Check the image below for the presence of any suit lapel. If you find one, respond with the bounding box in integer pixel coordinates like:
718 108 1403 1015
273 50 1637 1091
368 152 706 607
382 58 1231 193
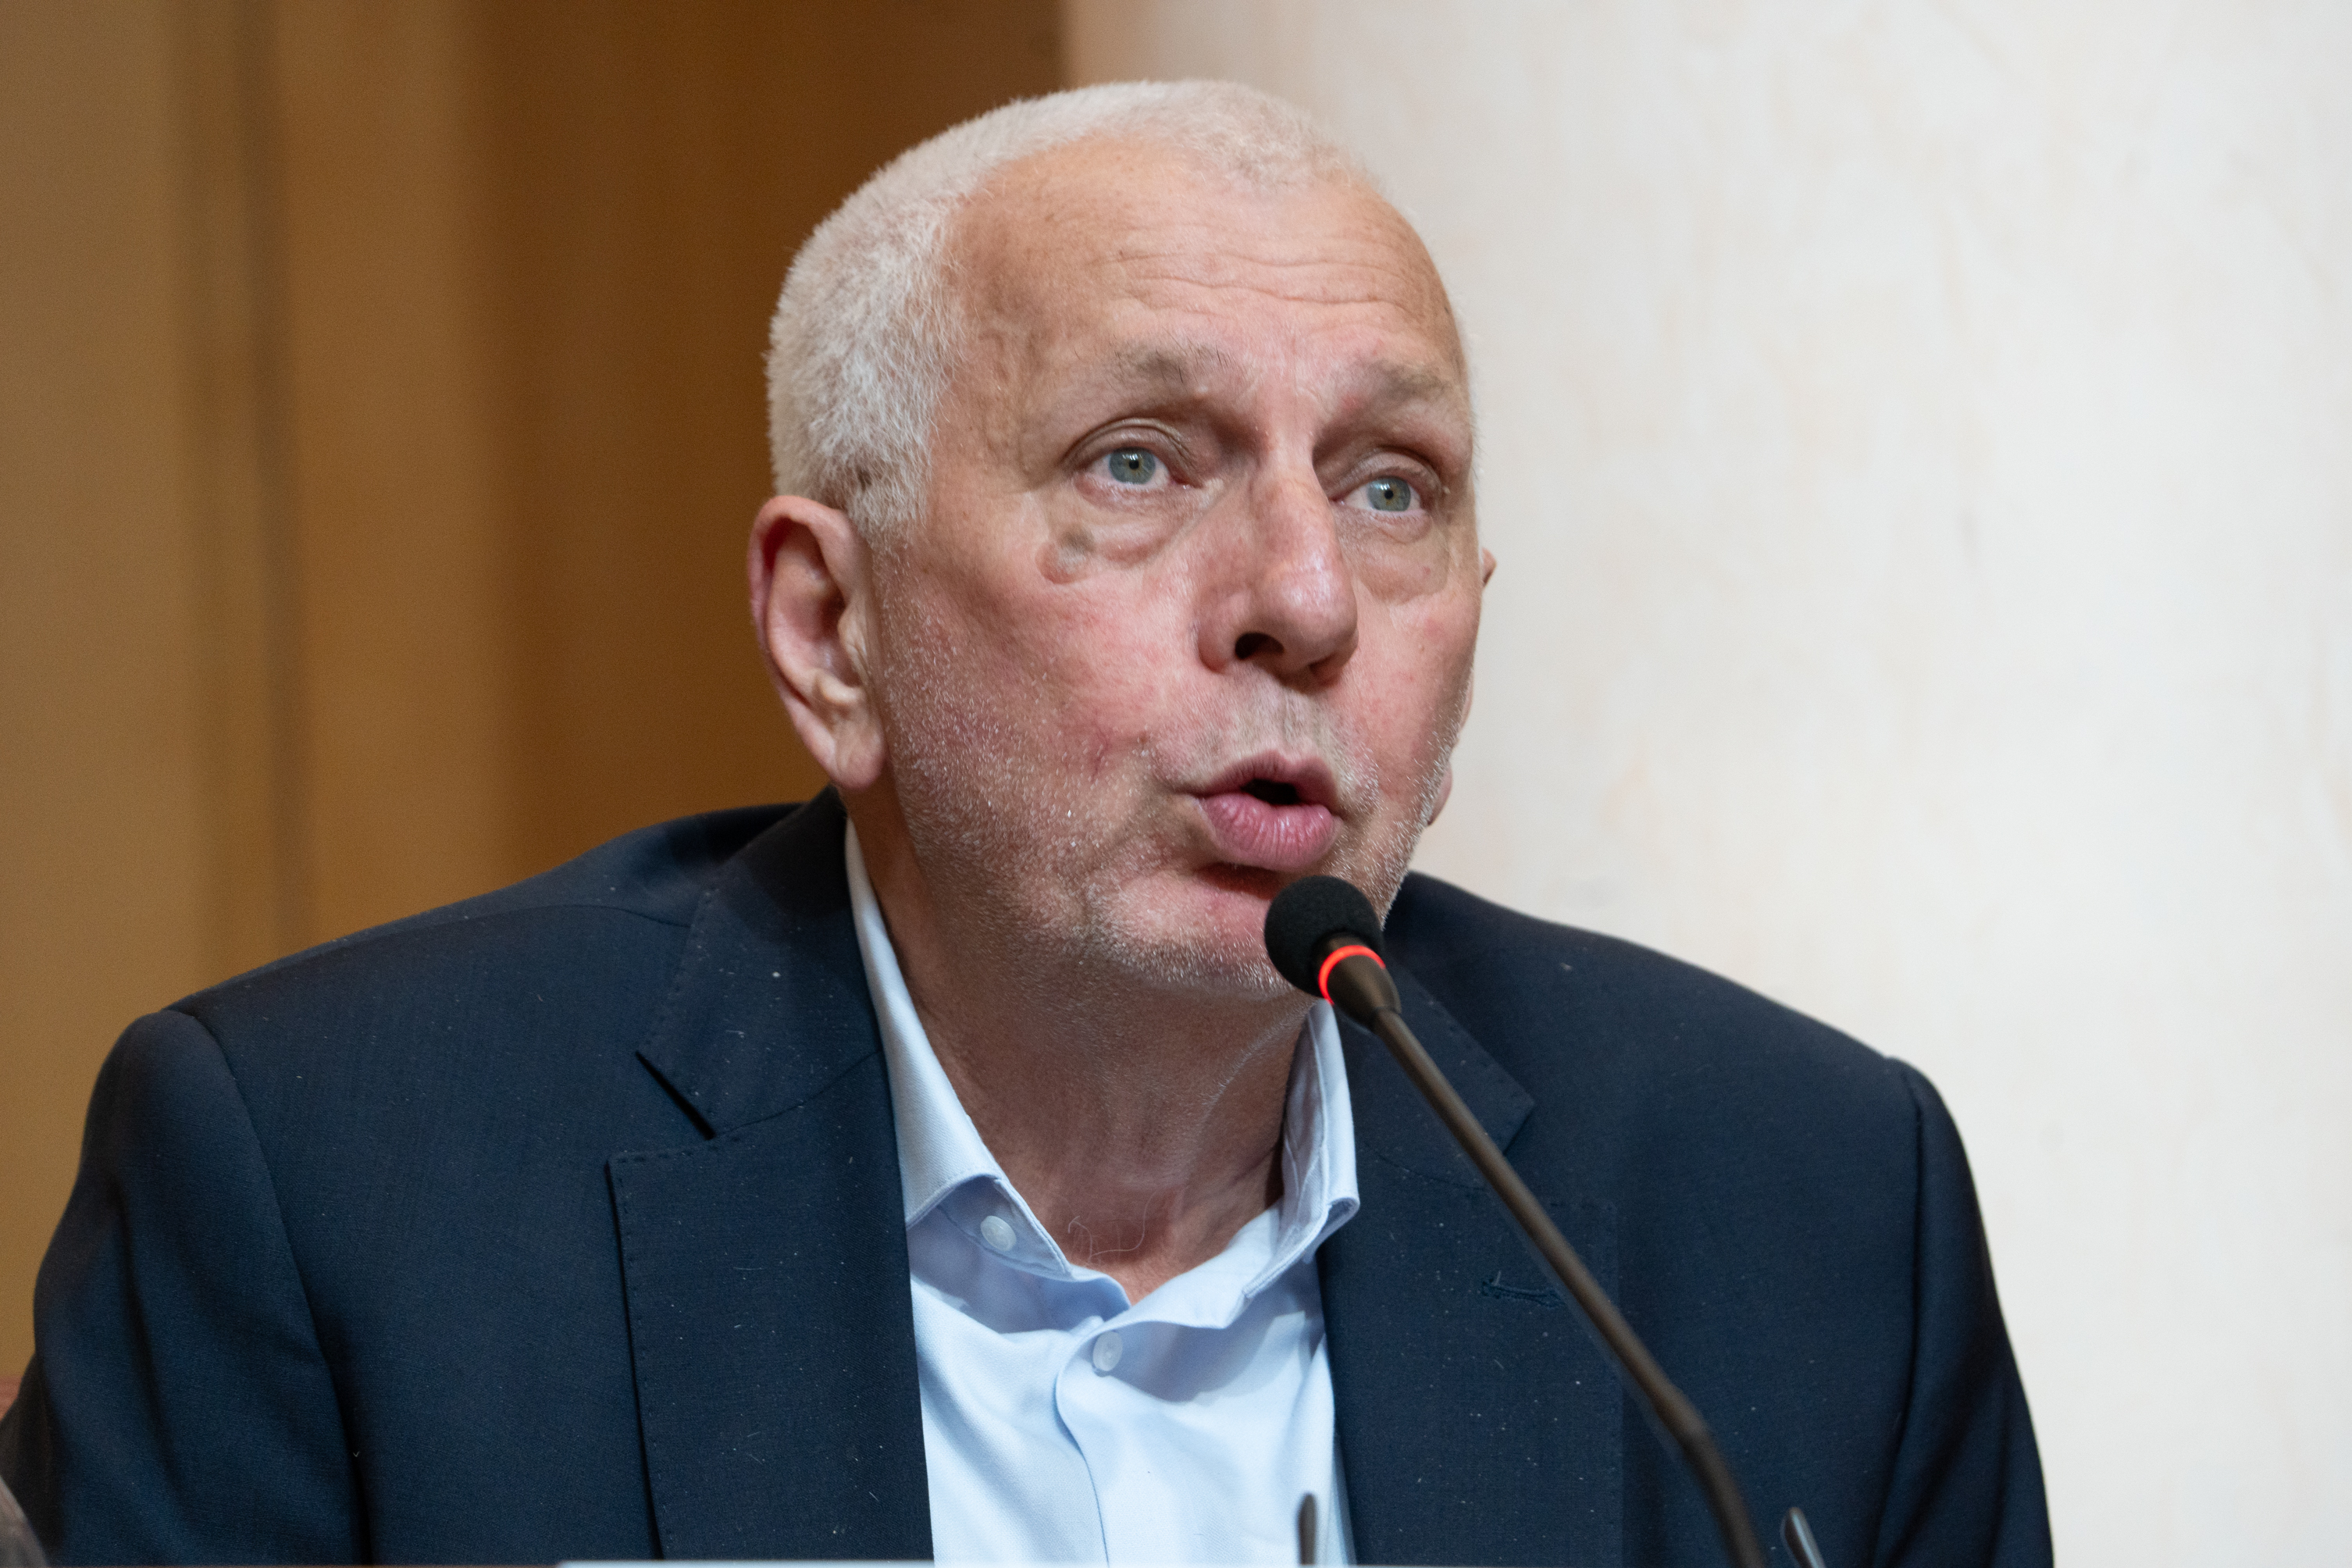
608 793 932 1561
1324 965 1623 1567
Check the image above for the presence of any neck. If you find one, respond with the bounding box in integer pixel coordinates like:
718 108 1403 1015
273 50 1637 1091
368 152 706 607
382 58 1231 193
852 800 1310 1303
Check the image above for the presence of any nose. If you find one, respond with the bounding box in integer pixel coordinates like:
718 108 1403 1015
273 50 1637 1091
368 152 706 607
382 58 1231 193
1198 467 1359 687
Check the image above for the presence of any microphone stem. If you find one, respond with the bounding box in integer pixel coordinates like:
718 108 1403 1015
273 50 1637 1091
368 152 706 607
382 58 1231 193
1363 1003 1769 1568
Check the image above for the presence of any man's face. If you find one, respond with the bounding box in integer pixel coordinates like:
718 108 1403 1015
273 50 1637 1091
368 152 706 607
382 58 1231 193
862 137 1485 999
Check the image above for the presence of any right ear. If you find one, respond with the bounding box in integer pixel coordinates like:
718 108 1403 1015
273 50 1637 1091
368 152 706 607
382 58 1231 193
748 494 886 791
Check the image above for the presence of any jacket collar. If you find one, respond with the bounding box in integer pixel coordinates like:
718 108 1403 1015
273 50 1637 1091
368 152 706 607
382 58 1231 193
635 789 878 1135
1355 963 1534 1180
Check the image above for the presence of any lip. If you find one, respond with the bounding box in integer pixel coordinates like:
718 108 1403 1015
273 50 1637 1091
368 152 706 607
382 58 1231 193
1187 753 1343 872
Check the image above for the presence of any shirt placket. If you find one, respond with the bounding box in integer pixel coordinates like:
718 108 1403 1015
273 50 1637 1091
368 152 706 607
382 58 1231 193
1054 1307 1192 1563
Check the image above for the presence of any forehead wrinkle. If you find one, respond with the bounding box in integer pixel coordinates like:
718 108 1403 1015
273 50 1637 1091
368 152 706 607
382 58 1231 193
1094 243 1466 402
1108 238 1446 318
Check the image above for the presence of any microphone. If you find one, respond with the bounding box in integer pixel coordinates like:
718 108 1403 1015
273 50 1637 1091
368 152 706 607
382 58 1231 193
1265 876 1787 1568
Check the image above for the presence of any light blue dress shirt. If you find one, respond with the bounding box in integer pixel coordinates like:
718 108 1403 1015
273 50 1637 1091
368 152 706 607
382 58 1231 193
843 824 1361 1564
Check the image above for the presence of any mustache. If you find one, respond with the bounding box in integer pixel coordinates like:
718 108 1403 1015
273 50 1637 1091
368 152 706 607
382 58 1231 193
1146 700 1382 815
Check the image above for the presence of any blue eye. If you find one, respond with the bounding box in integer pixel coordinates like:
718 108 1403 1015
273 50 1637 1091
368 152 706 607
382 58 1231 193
1361 476 1417 513
1104 447 1160 486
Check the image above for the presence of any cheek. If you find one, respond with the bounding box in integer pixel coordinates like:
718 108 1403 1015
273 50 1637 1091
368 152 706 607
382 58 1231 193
1021 596 1191 772
1360 594 1481 767
899 573 1185 785
1343 537 1446 604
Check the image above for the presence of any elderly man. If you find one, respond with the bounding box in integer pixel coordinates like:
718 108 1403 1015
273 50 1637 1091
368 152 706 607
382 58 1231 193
1 83 2047 1566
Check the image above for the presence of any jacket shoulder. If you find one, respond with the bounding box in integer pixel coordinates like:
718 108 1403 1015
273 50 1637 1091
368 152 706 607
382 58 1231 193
1384 871 1919 1147
167 803 805 1070
201 804 793 990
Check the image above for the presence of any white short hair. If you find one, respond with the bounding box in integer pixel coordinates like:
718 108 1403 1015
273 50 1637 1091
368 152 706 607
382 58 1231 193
764 80 1369 539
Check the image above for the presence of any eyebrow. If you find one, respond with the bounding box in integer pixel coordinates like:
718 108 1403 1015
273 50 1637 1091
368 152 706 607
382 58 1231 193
1349 359 1463 412
1096 342 1242 396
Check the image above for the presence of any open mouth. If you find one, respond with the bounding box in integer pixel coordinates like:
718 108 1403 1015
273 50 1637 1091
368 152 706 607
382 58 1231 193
1240 778 1303 807
1192 759 1341 871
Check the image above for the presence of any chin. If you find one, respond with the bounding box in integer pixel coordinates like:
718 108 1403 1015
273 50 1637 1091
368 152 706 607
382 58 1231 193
1074 878 1299 1003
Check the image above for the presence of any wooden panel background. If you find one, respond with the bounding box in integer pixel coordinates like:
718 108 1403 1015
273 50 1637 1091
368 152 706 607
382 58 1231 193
0 0 1060 1374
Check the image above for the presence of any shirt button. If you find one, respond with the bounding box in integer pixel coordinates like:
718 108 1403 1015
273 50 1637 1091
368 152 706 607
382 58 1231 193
1090 1331 1123 1374
979 1214 1016 1252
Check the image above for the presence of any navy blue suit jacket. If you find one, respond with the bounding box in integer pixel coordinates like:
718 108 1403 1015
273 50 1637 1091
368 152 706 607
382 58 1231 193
1 793 2047 1565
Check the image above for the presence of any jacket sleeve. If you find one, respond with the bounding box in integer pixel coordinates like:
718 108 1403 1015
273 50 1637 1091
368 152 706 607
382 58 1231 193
1872 1060 2052 1567
0 1009 362 1565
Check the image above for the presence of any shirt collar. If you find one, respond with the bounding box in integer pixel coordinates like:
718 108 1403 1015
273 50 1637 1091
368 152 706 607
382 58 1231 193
843 819 1358 1292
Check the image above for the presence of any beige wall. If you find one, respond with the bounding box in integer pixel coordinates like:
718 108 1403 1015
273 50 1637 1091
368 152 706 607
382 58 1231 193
1070 2 2351 1563
0 0 1057 1376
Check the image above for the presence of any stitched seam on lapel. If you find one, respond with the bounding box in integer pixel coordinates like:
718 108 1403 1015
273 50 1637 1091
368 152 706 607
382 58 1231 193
1391 964 1534 1148
617 1042 885 1164
1364 1142 1484 1195
634 882 723 1107
629 878 729 1137
609 1154 682 1556
631 795 875 1138
607 1161 664 1554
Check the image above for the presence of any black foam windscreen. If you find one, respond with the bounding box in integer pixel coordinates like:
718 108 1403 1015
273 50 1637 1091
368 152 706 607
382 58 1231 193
1263 875 1384 997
